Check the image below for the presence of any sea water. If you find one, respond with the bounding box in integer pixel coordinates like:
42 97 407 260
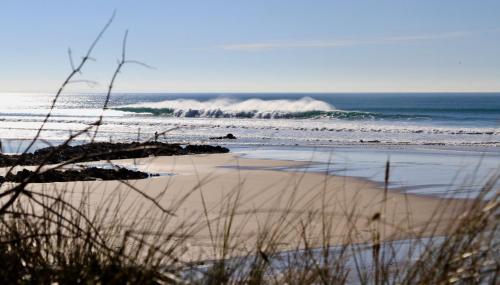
0 92 498 147
1 92 498 197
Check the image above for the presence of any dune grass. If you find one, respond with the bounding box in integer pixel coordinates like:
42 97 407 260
0 150 498 284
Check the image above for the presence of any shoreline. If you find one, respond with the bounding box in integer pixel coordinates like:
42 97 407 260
1 137 498 155
218 158 473 202
2 140 497 199
232 144 500 199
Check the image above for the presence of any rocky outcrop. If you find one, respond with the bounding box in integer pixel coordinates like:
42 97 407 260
0 142 229 167
0 167 153 183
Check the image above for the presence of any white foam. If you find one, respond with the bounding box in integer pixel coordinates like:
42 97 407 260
119 97 336 117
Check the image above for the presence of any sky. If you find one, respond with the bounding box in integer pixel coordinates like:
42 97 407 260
1 0 499 93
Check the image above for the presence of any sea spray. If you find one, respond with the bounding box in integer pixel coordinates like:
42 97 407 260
114 97 339 118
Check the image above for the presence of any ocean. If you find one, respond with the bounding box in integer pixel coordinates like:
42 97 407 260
0 92 499 147
1 92 498 198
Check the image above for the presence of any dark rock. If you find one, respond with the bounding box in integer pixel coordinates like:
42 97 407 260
0 142 230 167
359 139 380 143
1 167 150 183
184 145 230 154
209 133 237 140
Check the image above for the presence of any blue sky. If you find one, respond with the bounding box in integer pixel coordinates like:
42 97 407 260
1 0 499 93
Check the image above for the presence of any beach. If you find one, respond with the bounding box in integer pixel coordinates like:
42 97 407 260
2 152 477 261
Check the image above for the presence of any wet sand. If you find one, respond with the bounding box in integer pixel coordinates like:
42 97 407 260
1 153 474 261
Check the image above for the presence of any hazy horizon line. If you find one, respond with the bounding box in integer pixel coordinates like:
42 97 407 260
1 90 499 95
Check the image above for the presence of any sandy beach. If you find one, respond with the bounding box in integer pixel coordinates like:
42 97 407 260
2 153 475 261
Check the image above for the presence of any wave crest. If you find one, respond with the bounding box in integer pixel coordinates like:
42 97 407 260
114 97 435 120
115 97 339 119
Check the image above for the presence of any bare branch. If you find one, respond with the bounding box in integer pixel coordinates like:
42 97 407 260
90 30 154 141
21 10 116 156
67 47 77 72
67 79 100 87
124 59 156 70
121 29 128 61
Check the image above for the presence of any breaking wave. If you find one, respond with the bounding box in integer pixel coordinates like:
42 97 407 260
114 97 430 120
